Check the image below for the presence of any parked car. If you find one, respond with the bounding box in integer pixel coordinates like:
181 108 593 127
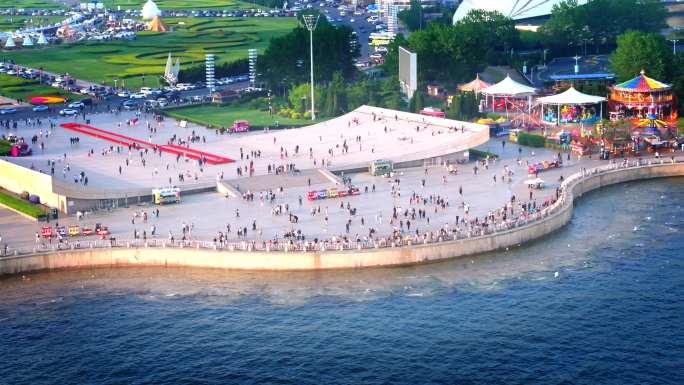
59 108 79 116
130 92 146 99
117 91 130 98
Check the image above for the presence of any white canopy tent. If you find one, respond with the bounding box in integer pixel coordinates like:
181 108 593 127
22 36 33 47
537 87 606 105
481 75 537 117
37 33 48 45
4 36 16 49
536 87 606 125
481 75 536 97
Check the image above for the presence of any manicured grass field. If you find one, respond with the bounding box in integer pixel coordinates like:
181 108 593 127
0 16 64 31
0 1 63 8
0 190 45 218
104 0 255 9
165 104 321 129
1 17 296 90
0 74 80 103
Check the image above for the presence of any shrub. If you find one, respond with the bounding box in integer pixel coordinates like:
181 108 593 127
469 149 499 160
0 139 11 156
518 132 545 147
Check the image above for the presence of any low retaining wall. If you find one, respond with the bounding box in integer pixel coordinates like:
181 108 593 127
1 162 683 275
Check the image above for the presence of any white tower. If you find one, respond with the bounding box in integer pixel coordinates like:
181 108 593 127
205 53 215 93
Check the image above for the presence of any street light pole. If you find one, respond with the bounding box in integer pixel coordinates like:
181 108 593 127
671 39 679 55
303 14 319 121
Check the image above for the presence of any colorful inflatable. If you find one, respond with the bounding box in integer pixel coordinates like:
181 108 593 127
30 96 66 104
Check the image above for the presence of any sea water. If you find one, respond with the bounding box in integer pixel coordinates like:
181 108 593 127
0 179 683 384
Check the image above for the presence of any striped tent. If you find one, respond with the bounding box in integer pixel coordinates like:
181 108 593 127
613 70 671 92
458 74 491 94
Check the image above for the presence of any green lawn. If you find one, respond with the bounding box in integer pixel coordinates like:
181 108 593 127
0 74 81 103
0 16 64 31
166 104 322 129
1 17 296 90
104 0 257 9
0 190 45 218
0 0 64 8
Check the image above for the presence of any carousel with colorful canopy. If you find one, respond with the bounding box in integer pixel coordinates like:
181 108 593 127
609 70 677 122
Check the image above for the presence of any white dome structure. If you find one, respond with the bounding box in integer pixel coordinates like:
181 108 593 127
141 0 161 20
452 0 587 23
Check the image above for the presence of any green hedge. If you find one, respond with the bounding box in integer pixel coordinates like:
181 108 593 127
469 149 499 160
0 139 11 156
517 132 545 147
0 191 45 218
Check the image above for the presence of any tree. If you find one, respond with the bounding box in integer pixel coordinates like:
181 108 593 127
287 83 322 113
323 71 347 115
409 90 424 112
669 53 684 116
380 76 404 110
381 33 409 77
400 10 517 86
457 9 518 52
397 0 423 31
609 31 673 81
179 59 248 84
447 94 462 120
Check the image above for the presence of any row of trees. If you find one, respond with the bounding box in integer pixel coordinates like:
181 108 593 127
540 0 667 55
384 9 518 87
285 74 404 117
258 13 359 95
178 59 248 84
608 30 684 114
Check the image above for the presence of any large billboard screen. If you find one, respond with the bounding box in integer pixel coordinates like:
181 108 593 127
398 46 417 99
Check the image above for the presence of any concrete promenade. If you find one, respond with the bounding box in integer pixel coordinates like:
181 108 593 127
1 159 682 274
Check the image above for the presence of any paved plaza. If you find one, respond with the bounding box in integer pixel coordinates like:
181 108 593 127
0 102 604 250
5 105 487 191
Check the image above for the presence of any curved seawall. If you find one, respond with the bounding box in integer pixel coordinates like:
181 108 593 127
2 162 683 274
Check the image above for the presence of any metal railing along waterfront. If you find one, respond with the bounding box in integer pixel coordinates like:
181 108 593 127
1 157 682 259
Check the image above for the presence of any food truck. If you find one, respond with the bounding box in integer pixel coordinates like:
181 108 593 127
369 159 393 176
231 120 250 133
152 187 181 205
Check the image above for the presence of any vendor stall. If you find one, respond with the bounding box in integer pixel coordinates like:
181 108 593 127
536 87 606 125
481 75 536 118
419 107 445 118
458 73 491 96
525 178 545 189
